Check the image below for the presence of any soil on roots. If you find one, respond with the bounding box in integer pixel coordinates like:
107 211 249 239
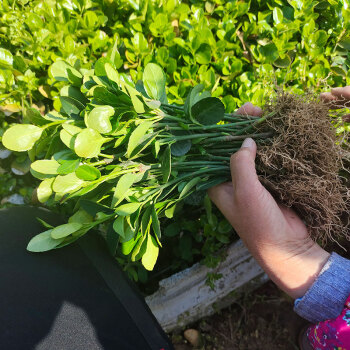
256 92 350 244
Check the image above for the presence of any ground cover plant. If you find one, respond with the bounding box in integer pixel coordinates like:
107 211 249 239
1 0 350 279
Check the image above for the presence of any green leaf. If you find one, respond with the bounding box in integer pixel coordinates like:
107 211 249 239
31 159 60 174
75 164 101 180
2 124 43 152
184 84 205 117
115 202 142 216
80 200 114 216
151 205 161 240
179 177 201 199
60 124 82 149
50 61 82 84
60 96 84 117
112 173 137 207
37 178 54 203
105 63 120 84
113 216 125 239
191 97 225 125
27 229 64 252
68 210 93 224
74 128 105 158
60 86 88 104
273 7 283 24
143 63 166 102
53 173 85 194
0 48 13 68
25 108 49 126
85 105 114 133
195 43 211 64
171 139 192 156
141 234 159 271
51 222 83 239
161 145 171 182
57 159 80 175
124 84 145 114
127 121 153 157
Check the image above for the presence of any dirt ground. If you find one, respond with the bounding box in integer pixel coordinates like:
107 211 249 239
171 281 308 350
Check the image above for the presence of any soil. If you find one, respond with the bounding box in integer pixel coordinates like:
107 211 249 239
171 281 308 350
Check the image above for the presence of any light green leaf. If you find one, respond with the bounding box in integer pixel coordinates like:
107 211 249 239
151 205 161 240
68 210 93 224
60 96 84 117
49 61 82 85
143 63 166 102
2 124 43 152
273 7 283 24
124 84 145 114
37 178 54 203
0 48 13 68
53 173 85 193
60 124 82 149
115 202 141 216
141 234 159 271
85 105 114 133
31 160 60 175
127 121 153 157
57 159 80 175
75 164 101 180
74 128 105 158
51 222 83 239
27 229 64 252
105 63 120 84
195 43 211 64
179 177 201 199
112 173 137 207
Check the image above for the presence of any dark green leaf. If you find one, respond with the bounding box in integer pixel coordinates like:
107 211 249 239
191 97 225 125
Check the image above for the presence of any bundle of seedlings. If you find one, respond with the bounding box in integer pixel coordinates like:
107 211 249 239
2 59 349 271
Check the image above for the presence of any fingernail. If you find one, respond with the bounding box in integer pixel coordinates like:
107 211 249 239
241 138 255 149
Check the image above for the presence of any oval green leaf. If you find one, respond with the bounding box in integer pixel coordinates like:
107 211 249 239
141 234 159 271
53 173 85 194
37 178 54 203
51 222 83 239
115 202 141 216
191 97 225 125
27 229 64 252
85 105 114 134
112 173 137 207
2 124 43 152
143 63 166 102
31 159 60 175
74 128 105 158
75 164 101 180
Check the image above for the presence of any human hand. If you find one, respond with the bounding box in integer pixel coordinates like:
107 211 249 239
321 86 350 121
208 103 330 299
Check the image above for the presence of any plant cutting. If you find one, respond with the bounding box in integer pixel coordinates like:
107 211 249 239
2 59 349 271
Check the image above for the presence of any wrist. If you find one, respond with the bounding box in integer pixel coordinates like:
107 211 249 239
250 240 330 299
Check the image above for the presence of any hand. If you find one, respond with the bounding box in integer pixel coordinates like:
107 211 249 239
321 86 350 121
208 103 330 299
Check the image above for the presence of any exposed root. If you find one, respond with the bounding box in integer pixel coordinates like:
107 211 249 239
256 91 350 244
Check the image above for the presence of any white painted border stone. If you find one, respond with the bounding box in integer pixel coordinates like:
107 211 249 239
146 239 268 332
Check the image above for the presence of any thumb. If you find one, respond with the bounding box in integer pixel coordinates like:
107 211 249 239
230 138 259 191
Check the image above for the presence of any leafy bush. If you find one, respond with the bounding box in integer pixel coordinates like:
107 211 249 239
1 0 349 280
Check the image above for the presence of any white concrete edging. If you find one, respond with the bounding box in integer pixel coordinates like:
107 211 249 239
146 239 268 332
